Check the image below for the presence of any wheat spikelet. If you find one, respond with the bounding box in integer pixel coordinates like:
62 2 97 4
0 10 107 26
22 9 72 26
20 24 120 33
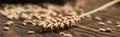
36 16 80 31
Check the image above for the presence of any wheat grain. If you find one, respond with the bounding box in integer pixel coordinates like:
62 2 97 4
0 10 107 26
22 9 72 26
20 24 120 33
116 21 120 25
21 22 27 26
116 25 120 28
98 22 107 25
59 32 72 37
4 21 14 26
105 27 112 32
4 27 10 31
94 16 102 21
99 27 112 32
106 20 113 24
99 28 106 32
27 31 35 34
59 32 65 35
116 21 120 27
64 34 72 37
24 20 36 26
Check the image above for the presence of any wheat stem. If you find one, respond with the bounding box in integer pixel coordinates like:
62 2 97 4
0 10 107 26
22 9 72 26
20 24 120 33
79 0 120 17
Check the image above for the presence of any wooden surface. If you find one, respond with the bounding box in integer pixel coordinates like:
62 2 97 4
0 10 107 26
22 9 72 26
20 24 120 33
0 0 120 37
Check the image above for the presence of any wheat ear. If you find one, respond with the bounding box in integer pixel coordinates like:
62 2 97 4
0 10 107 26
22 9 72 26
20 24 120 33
37 0 120 32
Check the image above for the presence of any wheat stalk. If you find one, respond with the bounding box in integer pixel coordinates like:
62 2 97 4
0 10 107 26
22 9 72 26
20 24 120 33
79 0 120 17
36 0 120 32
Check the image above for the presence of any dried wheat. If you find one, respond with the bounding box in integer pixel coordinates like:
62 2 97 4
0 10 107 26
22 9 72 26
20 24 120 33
35 0 120 32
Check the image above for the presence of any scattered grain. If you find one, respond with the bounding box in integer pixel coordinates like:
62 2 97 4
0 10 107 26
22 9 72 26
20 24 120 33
94 16 102 21
98 22 107 25
4 21 14 26
64 34 72 37
21 22 27 26
27 31 35 34
117 21 120 25
4 27 10 31
24 20 36 25
59 32 65 35
106 20 112 24
99 28 106 32
116 21 120 27
59 32 72 37
105 27 112 32
99 27 112 32
116 25 120 27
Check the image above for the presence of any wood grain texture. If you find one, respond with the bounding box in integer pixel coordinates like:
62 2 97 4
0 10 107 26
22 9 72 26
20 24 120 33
0 0 120 37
